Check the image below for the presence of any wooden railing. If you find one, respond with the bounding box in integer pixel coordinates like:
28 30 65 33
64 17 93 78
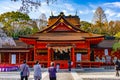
76 61 103 68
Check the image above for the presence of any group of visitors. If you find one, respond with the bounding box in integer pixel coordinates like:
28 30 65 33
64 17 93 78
95 56 111 63
20 60 57 80
20 60 72 80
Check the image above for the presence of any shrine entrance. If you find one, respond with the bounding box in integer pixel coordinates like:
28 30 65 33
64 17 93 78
51 47 72 69
52 48 71 60
47 43 74 68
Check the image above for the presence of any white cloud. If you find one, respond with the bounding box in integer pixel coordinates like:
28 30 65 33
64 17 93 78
116 13 120 18
79 11 83 14
104 2 120 8
64 3 74 11
92 10 95 13
0 1 21 14
89 4 97 9
105 9 116 17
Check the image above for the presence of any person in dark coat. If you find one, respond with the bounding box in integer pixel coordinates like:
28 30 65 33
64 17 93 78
48 62 57 80
115 59 120 76
68 60 71 71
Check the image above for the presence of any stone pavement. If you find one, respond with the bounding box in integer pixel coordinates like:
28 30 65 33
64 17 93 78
1 68 120 80
75 68 120 80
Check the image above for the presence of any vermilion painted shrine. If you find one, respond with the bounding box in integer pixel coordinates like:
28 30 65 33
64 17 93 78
0 12 119 69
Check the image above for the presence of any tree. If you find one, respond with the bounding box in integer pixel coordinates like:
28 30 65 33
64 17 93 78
92 7 108 34
0 28 16 48
39 13 47 30
80 21 91 32
0 11 30 36
108 21 120 36
11 0 57 13
113 32 120 51
0 11 39 38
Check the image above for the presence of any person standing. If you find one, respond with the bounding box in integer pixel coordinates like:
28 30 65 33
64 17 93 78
33 61 42 80
115 59 120 76
20 60 30 80
48 62 57 80
68 60 71 71
56 63 60 72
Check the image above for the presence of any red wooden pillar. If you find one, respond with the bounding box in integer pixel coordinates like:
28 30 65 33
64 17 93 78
87 40 90 61
71 47 75 68
88 48 90 61
34 45 37 61
48 47 51 67
26 52 28 62
19 53 20 63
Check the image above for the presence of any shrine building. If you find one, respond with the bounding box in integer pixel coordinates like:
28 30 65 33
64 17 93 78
19 12 104 68
2 12 118 69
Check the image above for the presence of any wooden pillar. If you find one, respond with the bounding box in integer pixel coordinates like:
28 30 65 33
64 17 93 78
48 47 51 67
88 48 90 61
19 53 20 63
26 52 28 62
71 47 75 68
87 40 90 61
34 45 37 61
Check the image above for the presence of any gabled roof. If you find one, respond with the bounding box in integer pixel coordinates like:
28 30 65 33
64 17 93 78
20 12 104 42
39 13 85 33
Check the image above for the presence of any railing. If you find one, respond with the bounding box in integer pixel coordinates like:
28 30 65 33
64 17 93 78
76 61 103 68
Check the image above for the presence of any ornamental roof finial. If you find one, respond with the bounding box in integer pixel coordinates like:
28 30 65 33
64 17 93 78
60 12 64 16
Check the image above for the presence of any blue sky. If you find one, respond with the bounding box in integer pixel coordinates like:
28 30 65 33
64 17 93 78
0 0 120 22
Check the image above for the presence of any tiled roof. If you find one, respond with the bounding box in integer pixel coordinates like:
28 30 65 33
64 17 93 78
22 32 103 41
98 40 117 48
0 40 33 49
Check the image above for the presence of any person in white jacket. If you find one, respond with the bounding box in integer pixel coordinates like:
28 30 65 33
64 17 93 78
34 61 42 80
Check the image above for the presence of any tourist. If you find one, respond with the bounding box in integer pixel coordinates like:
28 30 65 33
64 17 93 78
101 56 105 63
20 60 30 80
48 62 57 80
95 56 100 62
68 60 71 71
105 55 111 69
34 61 42 80
115 59 120 77
56 63 60 72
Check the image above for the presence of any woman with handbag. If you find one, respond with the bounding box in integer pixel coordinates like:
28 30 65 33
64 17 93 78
20 60 30 80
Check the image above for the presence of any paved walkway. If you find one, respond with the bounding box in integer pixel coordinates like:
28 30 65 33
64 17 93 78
1 68 120 80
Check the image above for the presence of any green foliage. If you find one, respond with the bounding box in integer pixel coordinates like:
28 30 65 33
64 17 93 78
113 42 120 51
0 11 37 38
80 21 91 32
114 32 120 39
112 32 120 52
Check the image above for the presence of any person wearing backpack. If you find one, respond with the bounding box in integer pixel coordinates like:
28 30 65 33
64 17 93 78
20 60 30 80
115 59 120 76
